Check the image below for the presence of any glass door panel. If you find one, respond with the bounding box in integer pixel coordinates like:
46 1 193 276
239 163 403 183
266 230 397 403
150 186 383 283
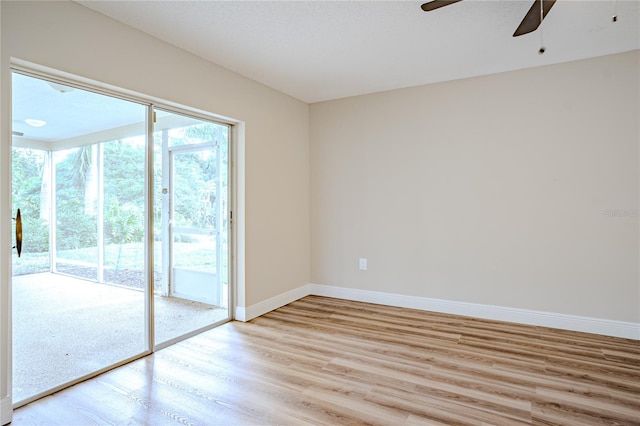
11 72 149 404
11 148 50 277
153 110 230 345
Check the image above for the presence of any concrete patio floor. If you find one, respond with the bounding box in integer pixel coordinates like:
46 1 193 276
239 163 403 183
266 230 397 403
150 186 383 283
12 272 229 403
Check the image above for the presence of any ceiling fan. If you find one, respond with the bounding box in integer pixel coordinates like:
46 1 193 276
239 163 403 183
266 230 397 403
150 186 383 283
421 0 557 37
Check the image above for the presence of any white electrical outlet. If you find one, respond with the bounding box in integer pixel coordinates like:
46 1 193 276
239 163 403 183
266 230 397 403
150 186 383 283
359 258 367 270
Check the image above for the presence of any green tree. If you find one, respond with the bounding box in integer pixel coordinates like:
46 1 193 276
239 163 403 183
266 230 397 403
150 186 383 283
105 200 143 271
12 148 49 253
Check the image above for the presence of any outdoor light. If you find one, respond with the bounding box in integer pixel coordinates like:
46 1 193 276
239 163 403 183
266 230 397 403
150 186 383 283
25 118 47 127
47 81 75 93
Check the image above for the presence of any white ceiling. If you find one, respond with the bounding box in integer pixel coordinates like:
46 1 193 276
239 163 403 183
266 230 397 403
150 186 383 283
75 1 639 103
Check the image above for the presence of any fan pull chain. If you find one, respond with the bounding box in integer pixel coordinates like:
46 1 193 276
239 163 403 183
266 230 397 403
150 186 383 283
539 0 546 54
612 0 618 22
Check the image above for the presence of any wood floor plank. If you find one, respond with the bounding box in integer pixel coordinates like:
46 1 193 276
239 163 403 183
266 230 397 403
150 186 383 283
11 295 640 425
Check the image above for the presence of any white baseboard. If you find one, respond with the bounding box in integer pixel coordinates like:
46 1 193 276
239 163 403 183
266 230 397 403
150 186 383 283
233 283 639 340
1 396 12 426
235 284 311 321
309 284 640 340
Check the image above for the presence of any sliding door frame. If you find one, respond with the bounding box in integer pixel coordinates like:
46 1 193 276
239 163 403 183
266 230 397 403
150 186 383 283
4 63 236 413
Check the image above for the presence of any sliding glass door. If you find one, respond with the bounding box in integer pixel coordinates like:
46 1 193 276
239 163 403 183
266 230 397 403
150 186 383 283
10 71 232 406
153 110 230 345
11 72 149 404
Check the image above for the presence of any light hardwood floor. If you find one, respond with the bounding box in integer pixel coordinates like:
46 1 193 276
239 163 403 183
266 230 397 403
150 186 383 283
11 296 640 425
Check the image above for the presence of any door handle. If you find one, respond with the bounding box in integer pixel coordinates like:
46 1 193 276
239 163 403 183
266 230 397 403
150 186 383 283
13 208 22 257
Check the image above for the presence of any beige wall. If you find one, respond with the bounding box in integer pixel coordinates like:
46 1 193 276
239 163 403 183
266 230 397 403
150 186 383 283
310 51 639 323
0 0 310 308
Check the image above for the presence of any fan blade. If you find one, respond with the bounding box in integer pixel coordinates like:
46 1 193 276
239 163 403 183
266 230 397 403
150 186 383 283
513 0 557 37
421 0 463 12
